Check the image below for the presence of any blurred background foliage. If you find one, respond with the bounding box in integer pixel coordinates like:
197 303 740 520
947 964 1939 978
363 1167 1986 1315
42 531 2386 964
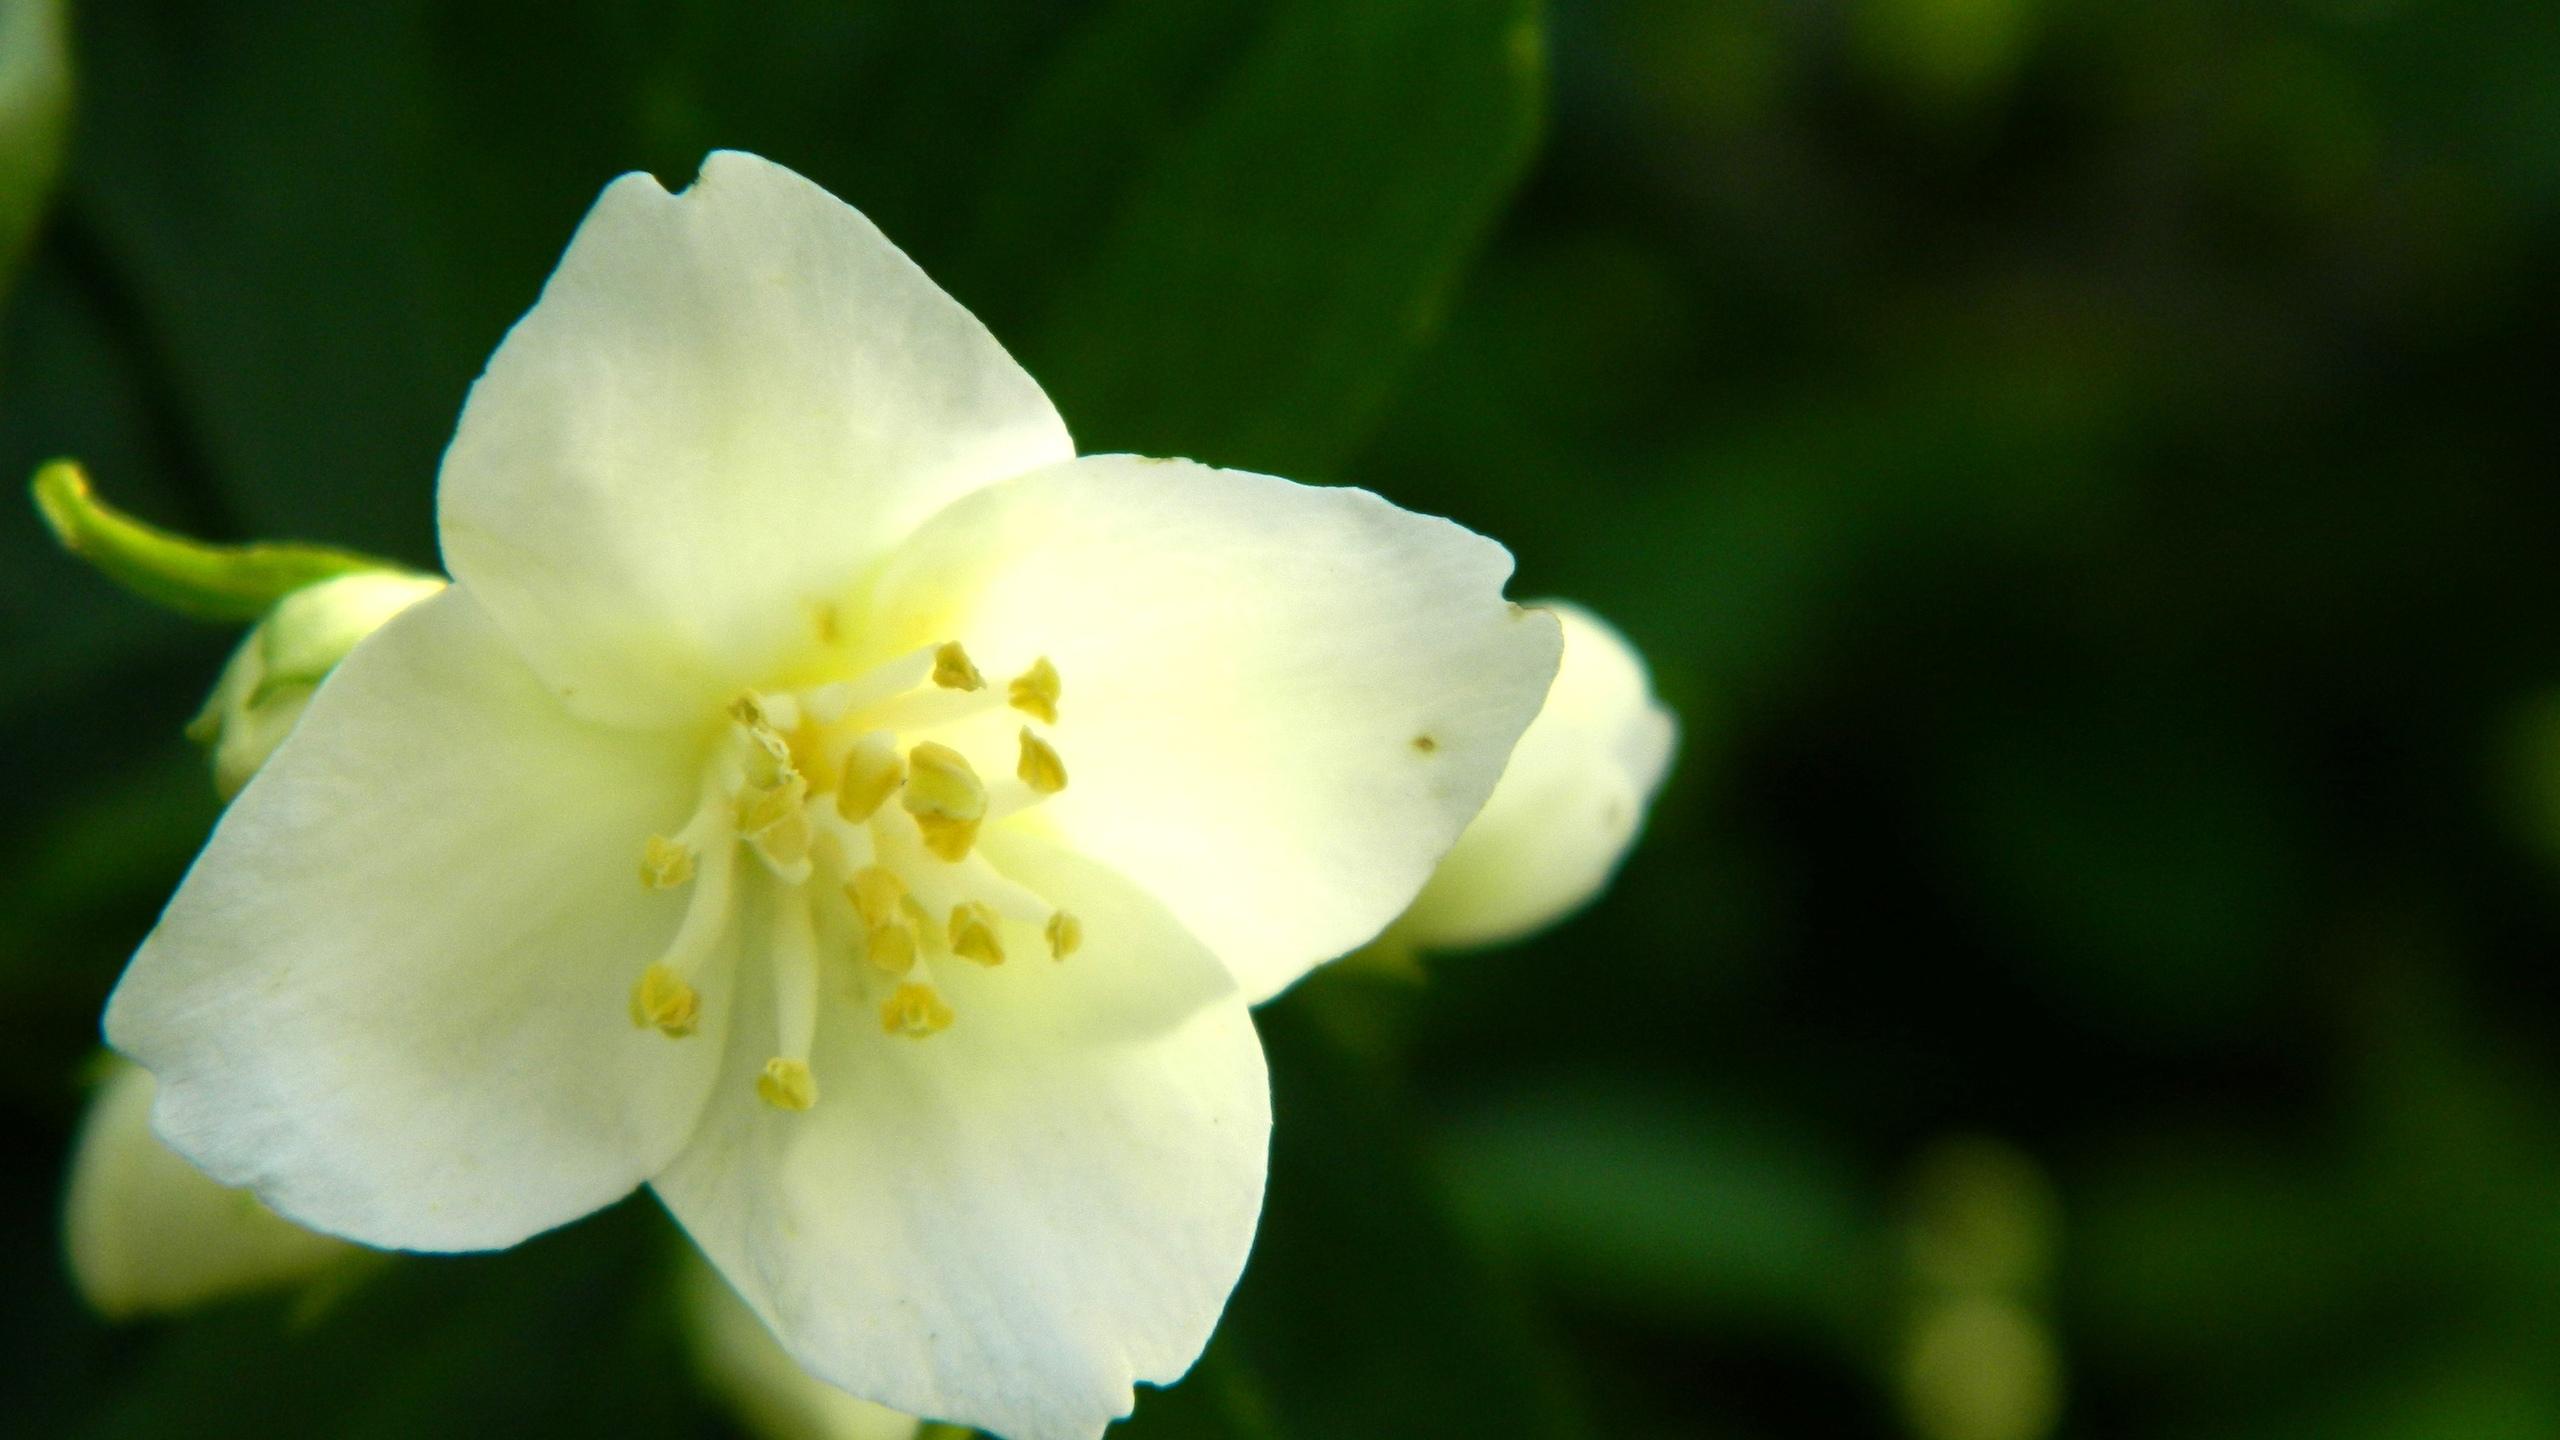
5 0 2560 1436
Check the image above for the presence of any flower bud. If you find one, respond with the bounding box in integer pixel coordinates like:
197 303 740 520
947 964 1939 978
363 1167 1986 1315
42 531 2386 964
187 571 445 797
62 1059 359 1319
1391 601 1677 952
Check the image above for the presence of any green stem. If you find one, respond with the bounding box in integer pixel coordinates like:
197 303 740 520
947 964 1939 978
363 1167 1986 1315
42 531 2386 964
31 459 417 622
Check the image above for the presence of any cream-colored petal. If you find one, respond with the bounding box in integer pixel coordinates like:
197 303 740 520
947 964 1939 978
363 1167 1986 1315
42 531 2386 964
682 1254 923 1440
439 151 1073 726
864 455 1561 1003
63 1060 358 1319
1395 602 1676 950
104 588 731 1251
654 835 1266 1440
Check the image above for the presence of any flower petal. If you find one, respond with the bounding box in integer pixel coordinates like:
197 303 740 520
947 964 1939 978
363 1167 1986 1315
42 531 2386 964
682 1253 923 1440
653 835 1266 1440
104 588 731 1251
1396 601 1678 950
439 151 1073 726
865 455 1562 1001
63 1060 359 1318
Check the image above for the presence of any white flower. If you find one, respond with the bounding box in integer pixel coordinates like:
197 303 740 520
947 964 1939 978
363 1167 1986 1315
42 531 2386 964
103 151 1558 1440
188 570 446 797
1392 602 1675 952
62 1059 359 1319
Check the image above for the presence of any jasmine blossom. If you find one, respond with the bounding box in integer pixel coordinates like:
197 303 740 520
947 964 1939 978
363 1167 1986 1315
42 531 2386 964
103 152 1558 1440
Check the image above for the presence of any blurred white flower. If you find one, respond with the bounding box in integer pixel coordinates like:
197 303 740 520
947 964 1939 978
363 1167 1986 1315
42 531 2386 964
1393 601 1675 952
102 151 1558 1440
62 1059 359 1319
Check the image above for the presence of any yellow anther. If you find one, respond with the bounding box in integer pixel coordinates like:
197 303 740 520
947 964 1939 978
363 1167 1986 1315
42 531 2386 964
726 694 769 727
639 834 695 890
880 981 956 1037
914 814 980 862
847 866 908 929
949 901 1005 966
738 773 806 837
1045 910 1083 962
836 732 906 823
756 1058 817 1111
932 641 986 691
628 963 699 1038
1008 656 1061 724
903 741 987 862
787 725 841 796
1016 727 1068 795
737 774 812 876
752 809 812 873
864 915 919 977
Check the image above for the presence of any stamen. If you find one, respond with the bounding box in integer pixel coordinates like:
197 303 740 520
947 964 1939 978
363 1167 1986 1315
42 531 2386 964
803 800 875 877
865 916 919 976
752 692 803 731
759 897 821 1111
639 834 695 890
881 981 955 1037
738 723 794 792
738 774 813 882
828 646 937 715
629 798 737 1033
757 1059 817 1111
1045 911 1083 961
949 901 1005 966
836 732 906 822
628 962 700 1036
846 865 908 930
738 773 805 837
902 741 987 862
1008 657 1061 724
1016 727 1068 795
932 641 986 691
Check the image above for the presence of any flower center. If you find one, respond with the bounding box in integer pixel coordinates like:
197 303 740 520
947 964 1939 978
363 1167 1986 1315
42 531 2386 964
626 641 1078 1112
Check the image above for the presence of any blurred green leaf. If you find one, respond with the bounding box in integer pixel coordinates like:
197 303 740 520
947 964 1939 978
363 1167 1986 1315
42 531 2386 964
61 1203 705 1440
0 0 70 300
1121 999 1592 1440
1438 1083 1878 1353
1022 0 1546 476
2066 1136 2376 1400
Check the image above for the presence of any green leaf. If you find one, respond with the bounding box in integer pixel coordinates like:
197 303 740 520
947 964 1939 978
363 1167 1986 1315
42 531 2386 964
62 1203 706 1440
1438 1083 1879 1353
1019 0 1547 477
32 459 415 622
0 0 70 299
1119 995 1591 1439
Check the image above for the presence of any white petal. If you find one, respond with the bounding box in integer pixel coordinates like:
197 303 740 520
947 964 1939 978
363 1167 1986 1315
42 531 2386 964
1396 602 1677 950
439 151 1073 726
653 835 1267 1440
865 456 1562 1002
682 1254 923 1440
104 588 731 1251
63 1060 359 1318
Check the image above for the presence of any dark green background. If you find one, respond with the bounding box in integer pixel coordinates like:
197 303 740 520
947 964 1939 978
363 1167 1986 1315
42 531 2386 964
7 1 2560 1436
